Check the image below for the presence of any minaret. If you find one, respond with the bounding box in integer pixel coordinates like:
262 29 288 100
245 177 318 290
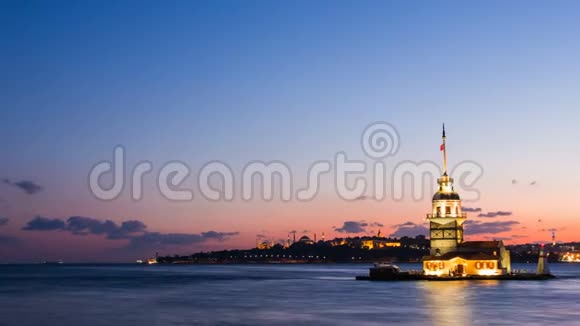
552 231 556 246
322 232 325 242
427 124 466 256
314 233 317 242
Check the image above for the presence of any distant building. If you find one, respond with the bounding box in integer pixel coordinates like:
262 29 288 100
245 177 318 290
561 251 580 262
361 239 401 250
257 241 271 250
422 125 511 276
298 235 314 245
328 235 401 250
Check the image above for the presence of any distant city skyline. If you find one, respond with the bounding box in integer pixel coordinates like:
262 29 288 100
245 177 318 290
1 1 579 262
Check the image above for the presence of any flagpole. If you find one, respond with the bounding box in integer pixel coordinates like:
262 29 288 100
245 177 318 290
442 123 447 175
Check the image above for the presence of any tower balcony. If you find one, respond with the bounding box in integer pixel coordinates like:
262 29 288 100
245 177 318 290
427 213 467 219
427 213 467 225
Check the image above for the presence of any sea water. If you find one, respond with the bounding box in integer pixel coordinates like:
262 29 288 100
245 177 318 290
0 263 579 325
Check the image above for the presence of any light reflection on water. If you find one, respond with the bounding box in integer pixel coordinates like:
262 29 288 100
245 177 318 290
1 263 580 325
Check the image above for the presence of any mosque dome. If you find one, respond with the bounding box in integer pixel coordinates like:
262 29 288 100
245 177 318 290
298 235 314 245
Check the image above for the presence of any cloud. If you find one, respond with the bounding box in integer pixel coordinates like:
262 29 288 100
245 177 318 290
394 221 416 227
389 221 428 238
334 221 368 233
22 216 239 250
462 207 482 212
201 231 239 241
477 211 512 218
463 220 519 235
125 231 239 250
66 216 147 239
22 216 66 231
483 234 527 242
0 217 9 226
482 236 512 241
0 235 20 245
370 222 384 228
3 179 43 195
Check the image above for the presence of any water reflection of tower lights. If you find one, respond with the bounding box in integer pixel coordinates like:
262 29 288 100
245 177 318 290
418 281 474 326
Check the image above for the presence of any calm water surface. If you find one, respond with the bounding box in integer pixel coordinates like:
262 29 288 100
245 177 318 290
1 263 579 325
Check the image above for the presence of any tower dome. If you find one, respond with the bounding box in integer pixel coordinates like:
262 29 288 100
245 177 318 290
432 191 460 201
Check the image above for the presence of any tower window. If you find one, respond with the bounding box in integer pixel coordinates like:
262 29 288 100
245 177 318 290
445 206 451 214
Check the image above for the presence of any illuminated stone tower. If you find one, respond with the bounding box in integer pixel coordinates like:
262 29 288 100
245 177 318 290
427 124 467 256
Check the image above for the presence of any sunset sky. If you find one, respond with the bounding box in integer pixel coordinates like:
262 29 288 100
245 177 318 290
1 1 579 262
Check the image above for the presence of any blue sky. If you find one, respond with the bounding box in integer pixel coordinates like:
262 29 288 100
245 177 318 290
0 1 579 261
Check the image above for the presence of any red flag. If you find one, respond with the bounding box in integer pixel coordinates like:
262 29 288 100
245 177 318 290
440 143 445 151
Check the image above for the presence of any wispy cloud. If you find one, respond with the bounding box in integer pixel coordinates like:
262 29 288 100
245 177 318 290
462 207 482 212
477 211 512 218
0 217 9 226
334 221 368 233
3 179 43 195
389 221 428 238
201 231 239 240
125 231 239 251
0 235 20 245
463 220 519 235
